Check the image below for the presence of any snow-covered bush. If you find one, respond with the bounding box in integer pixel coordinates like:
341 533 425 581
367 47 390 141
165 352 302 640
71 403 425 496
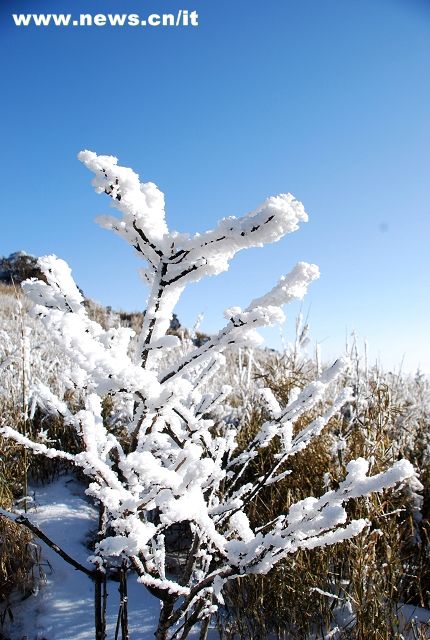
0 152 416 639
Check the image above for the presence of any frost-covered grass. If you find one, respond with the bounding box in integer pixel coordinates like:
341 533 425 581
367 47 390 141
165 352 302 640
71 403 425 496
215 343 430 639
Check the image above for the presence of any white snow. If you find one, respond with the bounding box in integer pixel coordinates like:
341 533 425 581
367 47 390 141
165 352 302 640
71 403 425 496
2 475 222 639
2 476 158 639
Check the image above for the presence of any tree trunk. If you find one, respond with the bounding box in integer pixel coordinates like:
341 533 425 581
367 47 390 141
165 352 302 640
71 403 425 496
198 613 211 640
120 563 129 640
95 569 107 640
155 596 176 640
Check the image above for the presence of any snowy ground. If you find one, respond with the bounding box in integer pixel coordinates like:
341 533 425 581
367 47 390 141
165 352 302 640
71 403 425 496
2 475 215 640
2 475 430 640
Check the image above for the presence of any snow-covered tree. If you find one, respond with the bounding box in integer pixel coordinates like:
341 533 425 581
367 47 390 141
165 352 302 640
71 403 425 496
0 152 415 640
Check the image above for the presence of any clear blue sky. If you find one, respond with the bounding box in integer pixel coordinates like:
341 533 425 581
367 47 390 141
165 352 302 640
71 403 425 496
1 0 429 372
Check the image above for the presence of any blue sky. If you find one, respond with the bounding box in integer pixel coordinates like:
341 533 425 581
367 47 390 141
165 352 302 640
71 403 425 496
1 0 429 372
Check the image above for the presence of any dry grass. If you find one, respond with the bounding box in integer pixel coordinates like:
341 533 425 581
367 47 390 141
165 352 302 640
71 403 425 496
216 350 430 639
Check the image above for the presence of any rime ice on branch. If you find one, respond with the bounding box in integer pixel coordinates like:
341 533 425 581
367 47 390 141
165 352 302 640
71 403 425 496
0 151 415 640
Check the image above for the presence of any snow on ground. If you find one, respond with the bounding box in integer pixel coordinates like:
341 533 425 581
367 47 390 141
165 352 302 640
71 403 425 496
398 604 430 638
2 474 215 640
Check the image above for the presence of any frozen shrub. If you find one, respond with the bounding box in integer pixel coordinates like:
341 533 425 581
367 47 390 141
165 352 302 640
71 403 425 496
0 152 415 639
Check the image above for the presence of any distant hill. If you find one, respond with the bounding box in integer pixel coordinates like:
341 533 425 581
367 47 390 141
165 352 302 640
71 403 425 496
0 251 45 284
